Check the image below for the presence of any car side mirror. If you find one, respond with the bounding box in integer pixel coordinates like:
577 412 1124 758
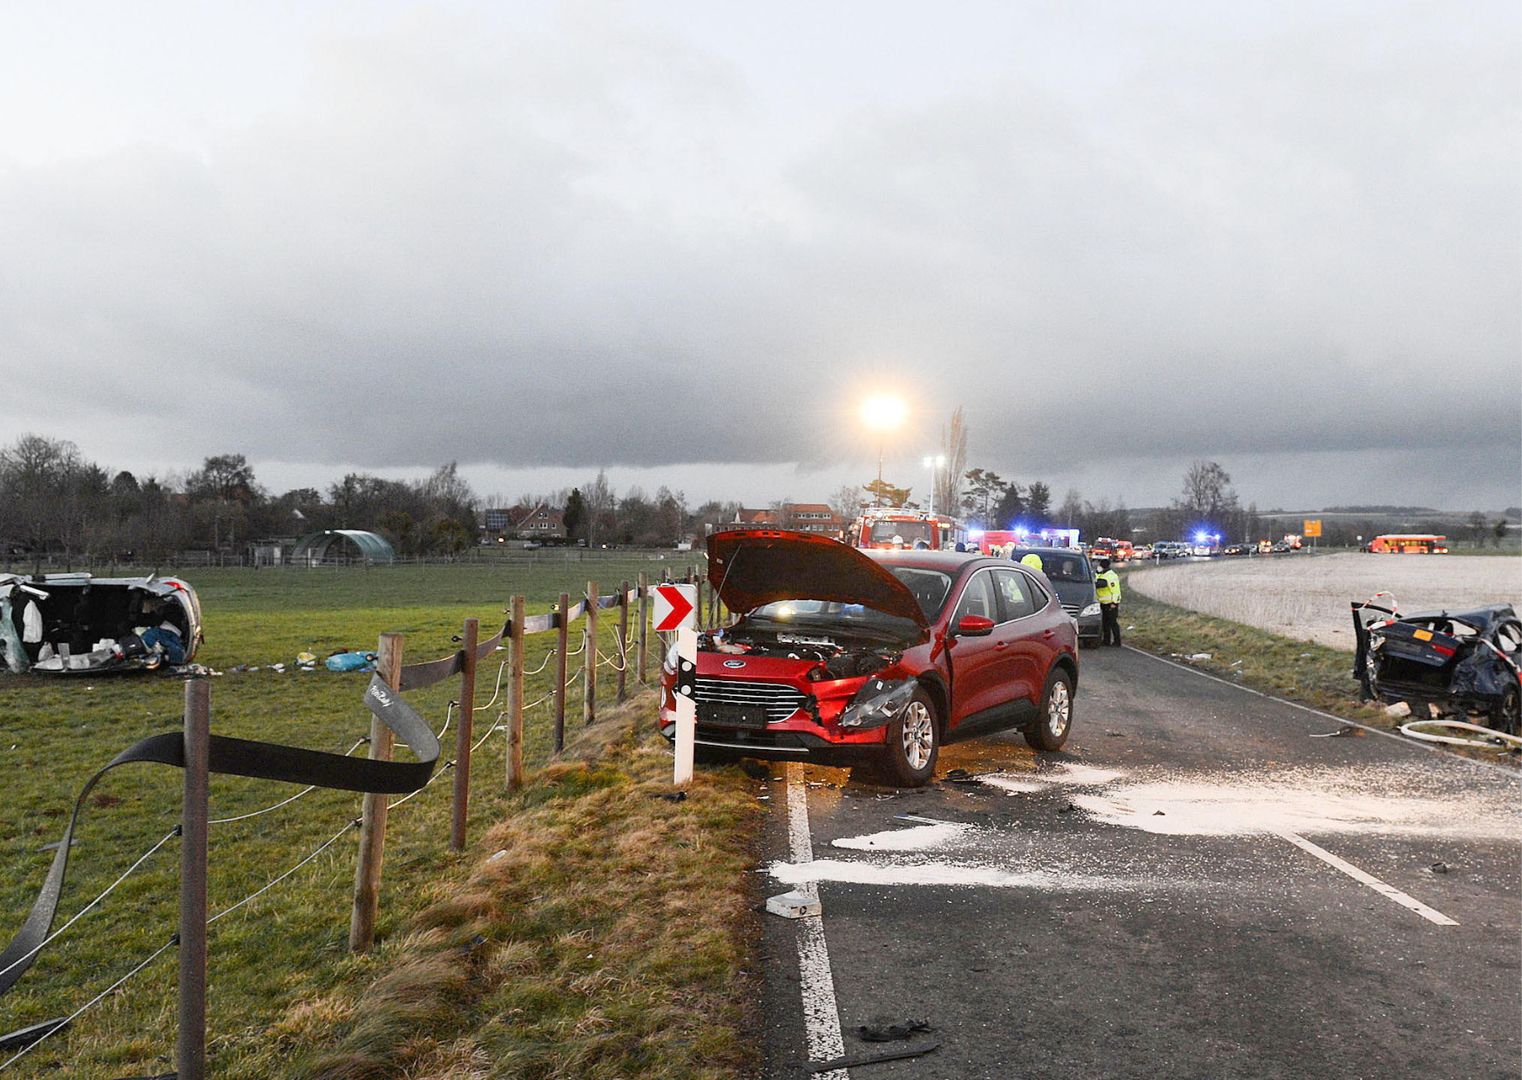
953 614 995 638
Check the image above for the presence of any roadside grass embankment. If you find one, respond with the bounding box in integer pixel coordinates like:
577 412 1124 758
0 560 755 1078
1122 589 1519 765
234 692 762 1080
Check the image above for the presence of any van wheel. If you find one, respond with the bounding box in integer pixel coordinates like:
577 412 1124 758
1025 669 1074 751
879 687 939 787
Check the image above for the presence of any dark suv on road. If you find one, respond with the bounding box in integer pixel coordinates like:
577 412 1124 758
1009 546 1101 648
657 530 1080 785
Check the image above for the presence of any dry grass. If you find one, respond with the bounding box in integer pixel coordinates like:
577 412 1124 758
226 691 764 1080
1127 552 1522 650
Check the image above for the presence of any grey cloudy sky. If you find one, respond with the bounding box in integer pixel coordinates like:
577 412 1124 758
3 1 1519 511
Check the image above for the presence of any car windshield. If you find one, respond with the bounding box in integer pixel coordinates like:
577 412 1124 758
869 520 934 546
1019 552 1089 583
746 566 950 631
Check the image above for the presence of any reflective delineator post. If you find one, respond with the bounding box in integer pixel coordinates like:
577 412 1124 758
673 625 697 785
178 677 210 1080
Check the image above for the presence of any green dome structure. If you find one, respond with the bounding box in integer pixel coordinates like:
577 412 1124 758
290 529 397 566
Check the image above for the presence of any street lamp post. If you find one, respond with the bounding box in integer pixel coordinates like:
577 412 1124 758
860 395 908 507
922 454 946 515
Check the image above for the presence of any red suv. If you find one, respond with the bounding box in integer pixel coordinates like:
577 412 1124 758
657 530 1080 785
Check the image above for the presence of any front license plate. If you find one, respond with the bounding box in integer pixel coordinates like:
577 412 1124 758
699 704 769 728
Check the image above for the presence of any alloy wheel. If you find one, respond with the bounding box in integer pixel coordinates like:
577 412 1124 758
900 701 935 771
1047 679 1071 738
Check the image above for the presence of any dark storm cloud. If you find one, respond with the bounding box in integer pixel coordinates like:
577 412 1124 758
2 2 1517 504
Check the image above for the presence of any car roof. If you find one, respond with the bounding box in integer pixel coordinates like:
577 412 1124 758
1011 546 1087 557
864 550 994 572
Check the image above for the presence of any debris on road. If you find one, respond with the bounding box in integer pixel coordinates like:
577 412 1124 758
765 889 822 919
856 1018 933 1042
1429 862 1450 875
1309 726 1366 738
808 1040 942 1073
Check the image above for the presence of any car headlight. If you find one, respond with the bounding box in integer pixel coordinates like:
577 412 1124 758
839 679 916 729
1080 602 1101 618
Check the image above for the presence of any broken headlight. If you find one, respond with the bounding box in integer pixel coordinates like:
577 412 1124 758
1080 602 1101 617
838 678 916 730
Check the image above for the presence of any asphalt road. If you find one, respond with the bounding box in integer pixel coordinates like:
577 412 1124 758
757 645 1521 1080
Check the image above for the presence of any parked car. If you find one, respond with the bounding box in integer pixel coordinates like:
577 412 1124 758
1223 543 1250 557
657 530 1080 785
1011 546 1101 648
1352 598 1521 735
0 572 204 675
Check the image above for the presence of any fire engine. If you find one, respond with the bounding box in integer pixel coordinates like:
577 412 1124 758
847 507 967 550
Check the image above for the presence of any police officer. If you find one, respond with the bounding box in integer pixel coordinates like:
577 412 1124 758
1019 552 1043 572
1094 557 1122 646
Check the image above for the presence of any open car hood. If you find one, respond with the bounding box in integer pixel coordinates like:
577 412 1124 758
706 529 929 630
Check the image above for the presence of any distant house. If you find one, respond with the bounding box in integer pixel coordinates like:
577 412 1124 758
784 503 843 535
480 504 567 543
728 504 842 536
734 507 780 526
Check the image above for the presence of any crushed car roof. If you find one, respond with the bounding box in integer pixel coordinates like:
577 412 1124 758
1385 604 1516 631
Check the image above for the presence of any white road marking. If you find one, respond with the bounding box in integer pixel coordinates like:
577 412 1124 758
1274 830 1459 926
786 764 849 1078
1124 645 1518 778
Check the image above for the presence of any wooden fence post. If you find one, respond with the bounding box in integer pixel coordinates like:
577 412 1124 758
451 618 478 852
178 678 210 1080
616 580 629 703
584 580 598 726
507 597 525 791
554 592 569 752
350 631 402 953
637 572 650 684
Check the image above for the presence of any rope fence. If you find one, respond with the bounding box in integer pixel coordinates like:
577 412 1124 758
0 564 706 1077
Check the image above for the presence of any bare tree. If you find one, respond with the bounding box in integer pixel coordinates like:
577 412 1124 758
938 406 968 517
1176 460 1239 522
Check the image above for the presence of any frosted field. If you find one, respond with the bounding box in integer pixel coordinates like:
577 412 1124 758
1127 552 1522 651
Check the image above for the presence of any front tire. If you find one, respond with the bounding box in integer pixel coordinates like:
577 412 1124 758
1490 685 1521 737
879 687 939 787
1025 668 1074 751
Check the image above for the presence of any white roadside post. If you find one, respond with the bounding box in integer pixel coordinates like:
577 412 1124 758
673 625 698 785
651 582 700 785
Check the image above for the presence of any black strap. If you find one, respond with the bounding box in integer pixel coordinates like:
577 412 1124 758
0 674 438 998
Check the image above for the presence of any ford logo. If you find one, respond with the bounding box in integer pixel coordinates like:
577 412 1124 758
722 659 747 669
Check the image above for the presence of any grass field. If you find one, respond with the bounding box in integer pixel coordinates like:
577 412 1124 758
0 557 751 1078
1127 552 1522 650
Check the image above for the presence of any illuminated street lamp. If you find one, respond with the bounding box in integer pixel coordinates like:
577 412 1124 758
860 395 908 506
923 454 946 515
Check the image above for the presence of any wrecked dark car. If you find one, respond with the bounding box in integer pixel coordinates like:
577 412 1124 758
0 573 204 675
1352 597 1521 735
657 529 1080 786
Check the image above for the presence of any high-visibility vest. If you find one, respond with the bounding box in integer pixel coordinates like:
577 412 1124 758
1096 570 1121 604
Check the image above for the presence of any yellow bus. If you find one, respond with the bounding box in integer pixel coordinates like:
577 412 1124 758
1367 534 1448 554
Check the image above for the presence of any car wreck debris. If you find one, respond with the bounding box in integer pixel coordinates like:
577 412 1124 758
1352 592 1521 737
0 573 203 676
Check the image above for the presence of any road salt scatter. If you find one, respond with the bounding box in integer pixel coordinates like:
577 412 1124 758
769 858 1139 891
831 821 971 851
1071 767 1519 840
976 761 1122 794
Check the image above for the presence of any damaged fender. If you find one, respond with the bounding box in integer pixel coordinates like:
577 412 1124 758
839 677 917 730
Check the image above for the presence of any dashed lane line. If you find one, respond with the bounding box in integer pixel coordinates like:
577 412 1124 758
1274 830 1459 926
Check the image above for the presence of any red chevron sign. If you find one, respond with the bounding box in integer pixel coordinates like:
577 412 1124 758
652 583 697 632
